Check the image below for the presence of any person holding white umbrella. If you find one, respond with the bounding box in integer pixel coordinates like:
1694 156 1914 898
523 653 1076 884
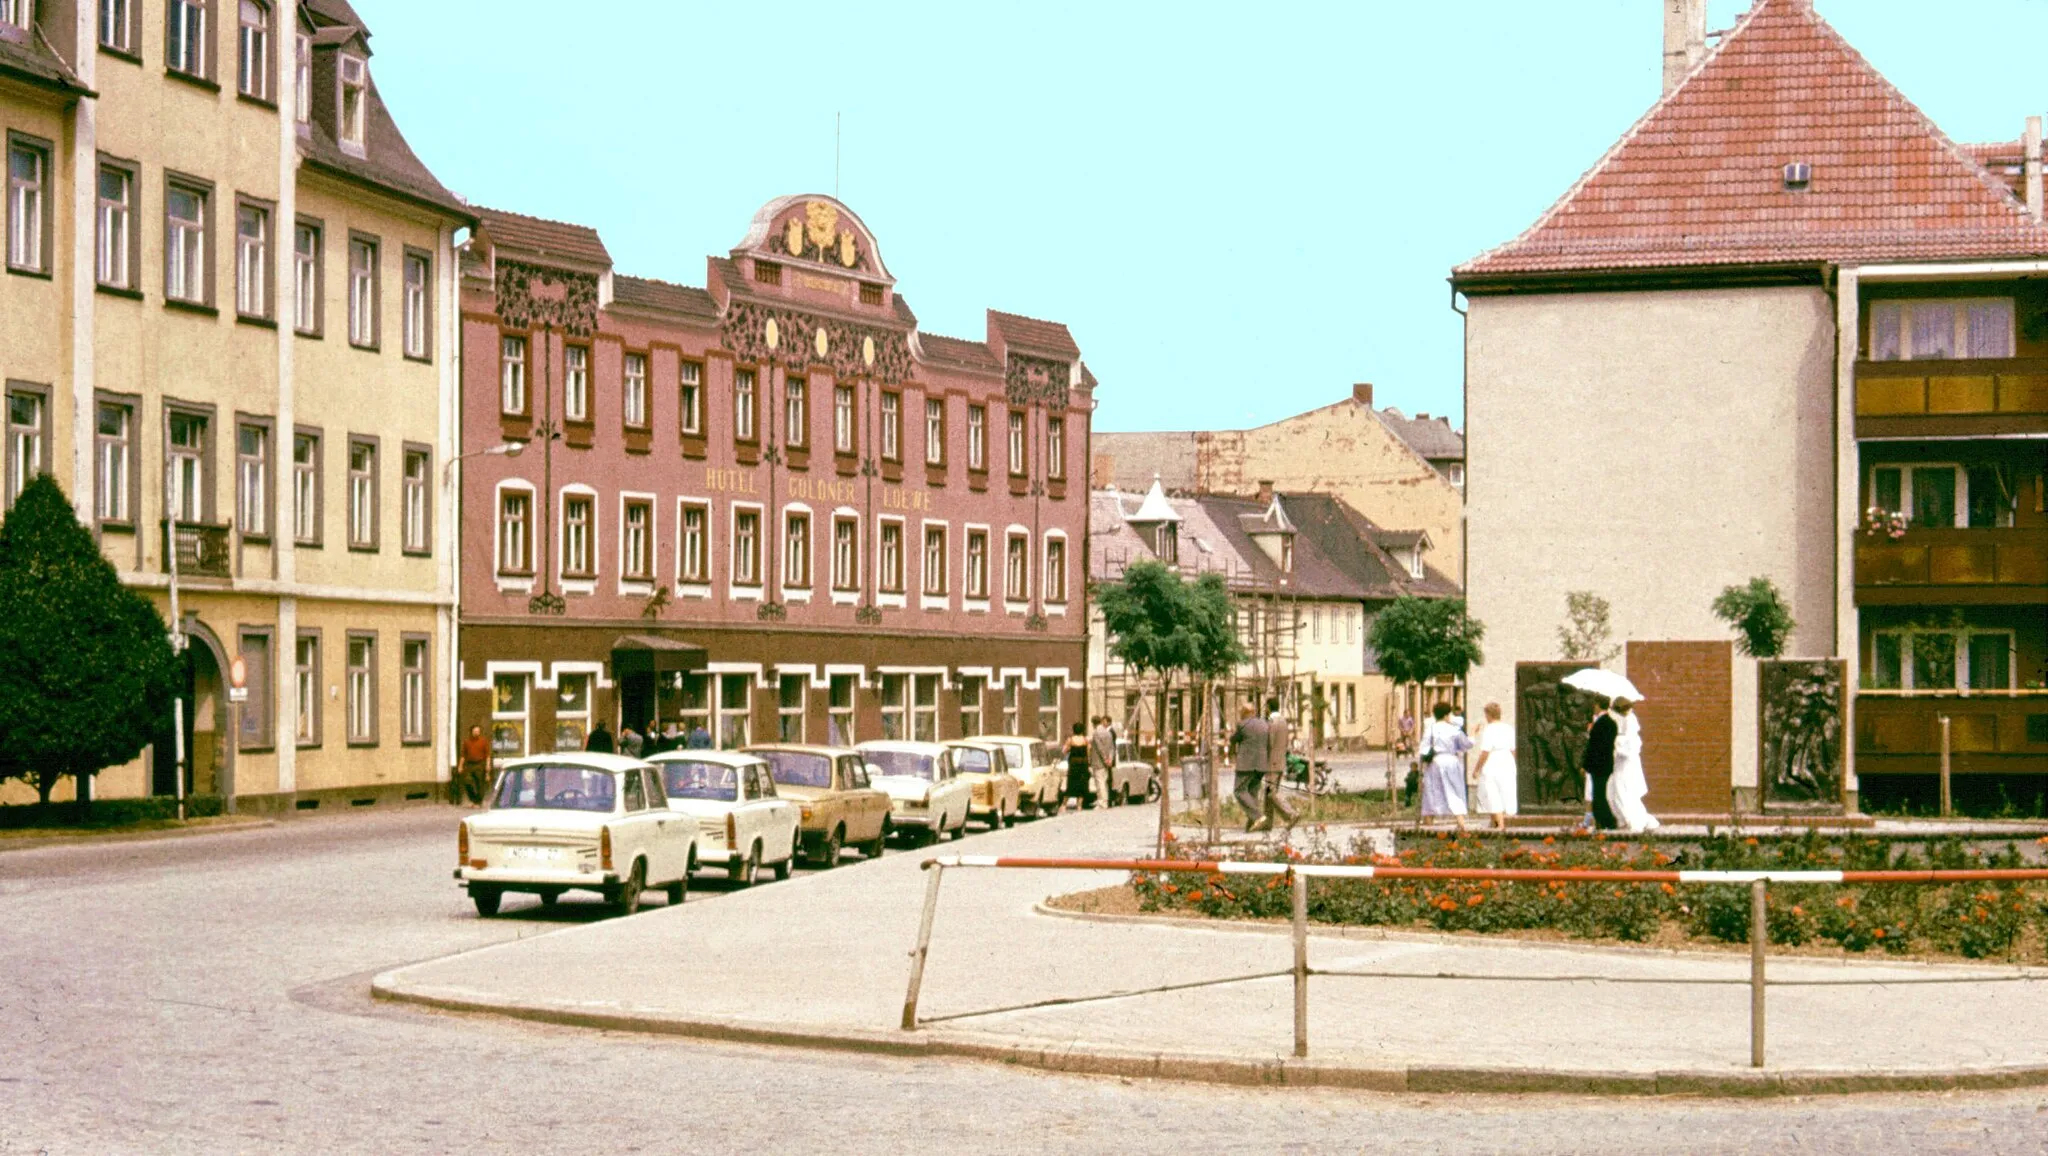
1609 698 1659 833
1562 669 1643 833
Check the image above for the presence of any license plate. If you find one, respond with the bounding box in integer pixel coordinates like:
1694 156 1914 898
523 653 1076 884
506 845 562 863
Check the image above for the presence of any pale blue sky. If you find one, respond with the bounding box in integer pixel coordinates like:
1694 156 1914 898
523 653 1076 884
353 1 2046 432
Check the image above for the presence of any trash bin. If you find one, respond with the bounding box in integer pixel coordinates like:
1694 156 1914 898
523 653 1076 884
1180 756 1210 801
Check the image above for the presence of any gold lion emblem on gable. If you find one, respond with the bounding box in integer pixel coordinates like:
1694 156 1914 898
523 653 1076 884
805 201 839 251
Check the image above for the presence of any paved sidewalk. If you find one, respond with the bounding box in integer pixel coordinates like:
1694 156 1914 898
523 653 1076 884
374 803 2048 1095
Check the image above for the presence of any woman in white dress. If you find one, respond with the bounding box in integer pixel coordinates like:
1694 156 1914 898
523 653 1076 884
1418 701 1474 831
1607 699 1660 833
1471 702 1518 830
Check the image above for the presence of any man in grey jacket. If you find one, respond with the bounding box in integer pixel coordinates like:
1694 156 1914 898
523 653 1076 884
1263 696 1300 831
1230 704 1269 831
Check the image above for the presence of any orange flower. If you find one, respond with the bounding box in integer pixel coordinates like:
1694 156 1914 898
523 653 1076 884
1467 894 1484 907
1791 905 1805 917
1745 837 1759 847
1163 831 1178 843
1874 928 1886 938
1161 884 1178 894
1543 836 1556 846
1660 883 1676 895
1836 896 1856 909
1186 891 1205 903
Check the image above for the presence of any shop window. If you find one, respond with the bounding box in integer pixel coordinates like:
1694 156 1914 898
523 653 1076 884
491 672 528 758
828 674 856 746
555 672 590 753
779 674 805 742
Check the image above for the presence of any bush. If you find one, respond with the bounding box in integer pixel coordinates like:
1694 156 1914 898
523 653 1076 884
0 795 223 829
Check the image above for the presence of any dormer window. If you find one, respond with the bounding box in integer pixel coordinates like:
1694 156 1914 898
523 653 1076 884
1408 547 1424 580
293 33 310 124
1152 523 1178 564
338 55 367 151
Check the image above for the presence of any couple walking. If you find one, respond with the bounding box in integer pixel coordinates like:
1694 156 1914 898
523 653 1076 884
1418 701 1520 832
1583 696 1658 833
1230 698 1298 833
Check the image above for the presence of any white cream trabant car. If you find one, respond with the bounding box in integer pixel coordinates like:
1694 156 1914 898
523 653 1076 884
648 750 800 886
455 753 695 917
856 740 973 845
1103 739 1161 807
944 739 1021 829
965 734 1062 816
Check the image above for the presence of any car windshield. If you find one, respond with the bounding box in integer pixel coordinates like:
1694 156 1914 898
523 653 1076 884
865 749 935 780
660 761 740 801
953 747 994 774
492 765 617 813
757 750 832 788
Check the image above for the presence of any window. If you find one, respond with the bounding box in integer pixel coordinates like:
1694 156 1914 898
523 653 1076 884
831 516 858 590
347 438 377 549
562 494 593 577
833 385 854 453
401 250 429 359
1312 607 1324 644
717 673 751 748
679 502 708 583
967 405 986 471
166 410 208 522
400 636 429 744
338 55 367 150
922 525 946 596
293 221 321 334
96 164 133 289
1045 416 1065 479
554 672 590 752
678 361 702 435
1869 464 1974 530
1044 536 1067 603
238 630 273 750
880 391 900 461
0 0 23 30
623 499 651 580
490 672 528 758
235 201 269 318
958 674 984 736
497 489 531 573
1037 676 1063 744
878 520 904 593
741 370 765 442
167 0 206 77
500 335 527 415
965 529 988 599
291 431 319 544
1407 546 1423 580
1005 534 1029 601
623 353 648 429
401 447 429 554
1872 629 2015 692
784 376 806 448
1008 411 1026 476
8 137 48 273
778 674 806 742
5 387 46 508
733 508 761 585
236 1 269 100
95 400 133 523
859 281 883 306
1002 681 1019 735
292 32 308 122
345 633 376 745
562 345 589 422
1447 463 1464 488
783 510 810 588
347 235 377 347
753 260 781 285
166 181 207 304
670 673 709 746
925 399 945 465
294 631 320 745
880 674 907 740
101 0 135 52
1870 299 2014 361
827 674 856 745
236 422 268 538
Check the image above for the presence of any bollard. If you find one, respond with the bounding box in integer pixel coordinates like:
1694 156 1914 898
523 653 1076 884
1939 715 1953 818
1292 869 1309 1058
1750 879 1767 1068
900 863 946 1030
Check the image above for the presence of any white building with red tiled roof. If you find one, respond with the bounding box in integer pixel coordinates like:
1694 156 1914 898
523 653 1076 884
1454 0 2048 816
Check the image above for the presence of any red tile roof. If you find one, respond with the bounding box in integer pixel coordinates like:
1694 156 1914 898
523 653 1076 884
1457 0 2048 280
476 207 611 268
612 274 718 322
916 332 1001 372
988 310 1079 359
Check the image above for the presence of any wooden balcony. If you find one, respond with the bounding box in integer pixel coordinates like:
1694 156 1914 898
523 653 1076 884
1853 527 2048 605
1854 357 2048 437
160 520 233 580
1855 691 2048 775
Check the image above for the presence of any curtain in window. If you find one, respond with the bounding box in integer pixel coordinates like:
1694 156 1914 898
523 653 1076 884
1910 468 1956 529
1909 303 1955 360
1964 301 2013 359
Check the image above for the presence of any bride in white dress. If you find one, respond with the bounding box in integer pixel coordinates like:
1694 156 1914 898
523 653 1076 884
1607 701 1659 833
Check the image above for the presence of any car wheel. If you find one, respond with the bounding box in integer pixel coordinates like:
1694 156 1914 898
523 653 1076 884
772 842 793 881
665 860 689 905
863 820 889 860
733 843 760 887
1000 803 1015 829
470 885 502 918
538 890 560 907
813 827 842 869
1145 776 1162 802
613 861 646 916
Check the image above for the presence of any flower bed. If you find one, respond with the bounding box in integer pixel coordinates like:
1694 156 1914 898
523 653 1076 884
1129 830 2048 961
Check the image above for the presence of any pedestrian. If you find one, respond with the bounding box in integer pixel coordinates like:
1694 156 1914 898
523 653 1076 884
1062 721 1095 810
619 720 644 758
457 724 492 805
586 720 615 753
685 720 712 749
1470 702 1518 830
1395 709 1417 760
1089 715 1117 801
1582 696 1619 831
1229 704 1270 831
1263 696 1300 832
1607 698 1660 832
661 720 684 753
1418 701 1473 832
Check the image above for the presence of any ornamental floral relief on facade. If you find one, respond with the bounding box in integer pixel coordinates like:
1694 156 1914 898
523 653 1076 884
768 200 870 272
495 259 601 337
1005 354 1071 410
721 299 913 385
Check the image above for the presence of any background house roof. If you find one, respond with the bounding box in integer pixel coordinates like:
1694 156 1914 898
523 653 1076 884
1376 408 1465 463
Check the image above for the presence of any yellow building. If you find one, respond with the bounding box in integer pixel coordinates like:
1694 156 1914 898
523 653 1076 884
1 0 468 810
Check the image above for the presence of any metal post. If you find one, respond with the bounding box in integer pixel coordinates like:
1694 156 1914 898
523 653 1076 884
1750 879 1767 1068
224 701 239 815
172 697 186 822
1938 716 1952 818
166 458 186 822
900 863 946 1030
1292 869 1309 1058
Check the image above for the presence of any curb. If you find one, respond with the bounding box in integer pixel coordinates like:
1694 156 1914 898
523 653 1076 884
367 971 2048 1099
0 816 277 853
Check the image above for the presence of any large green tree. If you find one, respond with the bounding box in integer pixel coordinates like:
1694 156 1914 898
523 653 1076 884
0 476 179 812
1369 596 1486 734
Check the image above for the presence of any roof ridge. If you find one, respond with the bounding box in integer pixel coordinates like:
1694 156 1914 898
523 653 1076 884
477 205 602 234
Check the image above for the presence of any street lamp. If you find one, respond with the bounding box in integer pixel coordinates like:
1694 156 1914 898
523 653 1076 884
443 439 525 483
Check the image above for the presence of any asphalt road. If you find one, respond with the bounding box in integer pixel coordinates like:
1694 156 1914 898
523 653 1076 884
2 807 2045 1155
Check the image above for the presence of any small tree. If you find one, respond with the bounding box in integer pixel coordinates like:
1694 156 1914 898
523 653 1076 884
1369 596 1486 729
1557 590 1620 664
0 476 179 813
1712 576 1796 659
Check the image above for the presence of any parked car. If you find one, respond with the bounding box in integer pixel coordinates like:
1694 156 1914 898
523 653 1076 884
857 740 974 843
648 750 800 886
965 735 1062 815
746 744 890 867
944 739 1022 828
455 753 695 917
1103 740 1161 807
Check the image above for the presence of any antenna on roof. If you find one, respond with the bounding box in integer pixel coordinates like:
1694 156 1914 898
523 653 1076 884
834 112 842 200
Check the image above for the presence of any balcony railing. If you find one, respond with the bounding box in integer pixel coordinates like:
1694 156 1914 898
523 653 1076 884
1855 691 2048 774
1853 527 2048 602
1854 357 2048 433
160 520 232 579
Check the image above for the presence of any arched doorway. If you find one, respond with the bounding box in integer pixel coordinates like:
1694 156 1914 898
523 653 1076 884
150 620 230 799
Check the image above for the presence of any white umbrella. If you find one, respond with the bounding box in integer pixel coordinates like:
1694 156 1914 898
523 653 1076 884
1561 668 1644 702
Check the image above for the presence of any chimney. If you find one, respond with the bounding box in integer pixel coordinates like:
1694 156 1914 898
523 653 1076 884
1662 0 1707 95
1352 382 1373 407
2027 115 2044 225
1256 479 1274 505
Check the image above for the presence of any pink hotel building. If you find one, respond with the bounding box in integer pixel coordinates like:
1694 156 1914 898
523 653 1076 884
455 196 1093 755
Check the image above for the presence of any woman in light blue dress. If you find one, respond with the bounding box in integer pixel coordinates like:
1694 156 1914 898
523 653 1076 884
1418 701 1474 829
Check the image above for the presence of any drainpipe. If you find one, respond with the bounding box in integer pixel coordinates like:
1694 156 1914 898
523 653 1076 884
2025 116 2043 225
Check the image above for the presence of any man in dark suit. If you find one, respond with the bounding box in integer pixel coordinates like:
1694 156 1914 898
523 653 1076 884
1582 697 1620 830
1230 705 1269 831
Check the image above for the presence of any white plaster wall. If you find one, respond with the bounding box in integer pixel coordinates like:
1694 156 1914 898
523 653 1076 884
1464 286 1839 792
